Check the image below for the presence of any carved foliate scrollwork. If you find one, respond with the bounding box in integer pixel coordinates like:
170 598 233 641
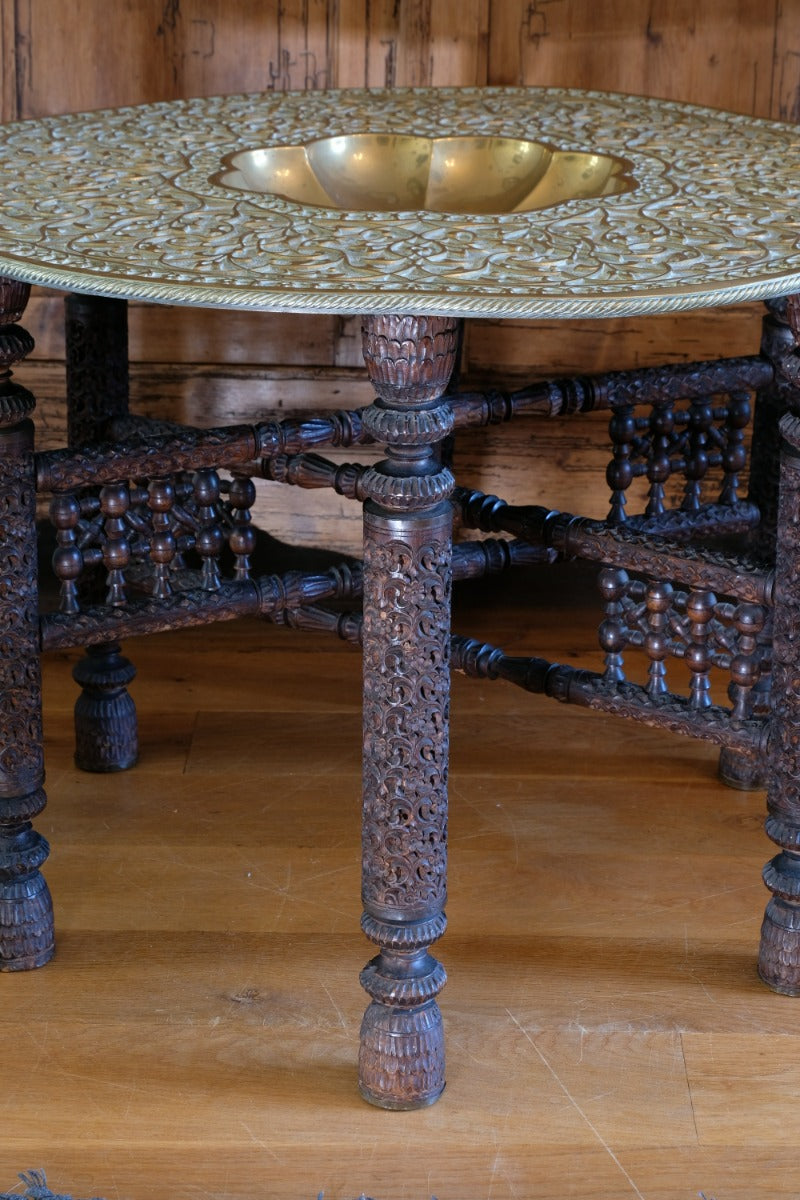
361 522 451 921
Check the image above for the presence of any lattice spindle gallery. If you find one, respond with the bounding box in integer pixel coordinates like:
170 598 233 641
719 391 750 506
728 603 766 721
682 396 713 512
607 406 636 523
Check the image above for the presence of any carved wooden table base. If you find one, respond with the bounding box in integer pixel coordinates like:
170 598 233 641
5 276 800 1109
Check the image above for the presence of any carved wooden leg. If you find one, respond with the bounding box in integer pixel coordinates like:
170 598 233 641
0 278 53 970
358 314 458 1108
719 297 790 790
72 643 137 772
65 293 130 446
65 293 138 771
759 400 800 992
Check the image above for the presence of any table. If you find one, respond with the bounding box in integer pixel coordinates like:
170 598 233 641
1 86 800 1110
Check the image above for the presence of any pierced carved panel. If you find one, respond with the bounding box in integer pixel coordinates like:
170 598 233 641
361 513 451 922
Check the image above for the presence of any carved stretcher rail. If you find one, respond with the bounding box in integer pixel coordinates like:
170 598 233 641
454 487 774 605
35 410 371 493
39 563 363 651
266 599 766 754
96 351 774 450
450 635 766 752
621 502 761 541
448 353 773 424
40 536 542 651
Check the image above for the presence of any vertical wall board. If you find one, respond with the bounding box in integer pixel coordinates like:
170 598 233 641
124 306 340 367
14 1 338 116
14 0 168 115
771 2 800 120
335 0 489 88
487 0 778 116
462 305 764 380
334 0 368 86
263 0 336 91
329 0 415 88
0 0 16 121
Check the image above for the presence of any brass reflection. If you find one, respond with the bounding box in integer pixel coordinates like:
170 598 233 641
217 133 634 214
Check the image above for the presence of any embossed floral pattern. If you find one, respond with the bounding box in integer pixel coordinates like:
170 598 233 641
1 87 800 316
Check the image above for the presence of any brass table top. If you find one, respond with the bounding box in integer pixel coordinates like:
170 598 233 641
0 86 799 318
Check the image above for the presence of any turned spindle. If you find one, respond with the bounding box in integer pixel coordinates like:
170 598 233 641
607 404 636 523
646 402 673 517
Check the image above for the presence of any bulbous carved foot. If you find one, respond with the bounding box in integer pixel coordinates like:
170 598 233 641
0 807 54 971
359 933 447 1107
759 897 800 994
718 746 766 790
359 998 445 1110
73 643 138 772
759 851 800 994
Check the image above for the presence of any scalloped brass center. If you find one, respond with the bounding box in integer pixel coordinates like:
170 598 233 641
215 133 635 214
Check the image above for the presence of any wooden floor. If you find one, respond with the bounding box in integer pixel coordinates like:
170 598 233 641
2 564 795 1200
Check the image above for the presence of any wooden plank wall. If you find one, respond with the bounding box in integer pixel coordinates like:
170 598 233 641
3 0 799 553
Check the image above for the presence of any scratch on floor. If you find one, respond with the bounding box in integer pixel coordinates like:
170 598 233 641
679 1032 700 1144
238 1121 281 1161
321 982 349 1031
449 781 521 865
505 1008 647 1200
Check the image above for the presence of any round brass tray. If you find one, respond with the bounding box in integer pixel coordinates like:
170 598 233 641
0 86 799 317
